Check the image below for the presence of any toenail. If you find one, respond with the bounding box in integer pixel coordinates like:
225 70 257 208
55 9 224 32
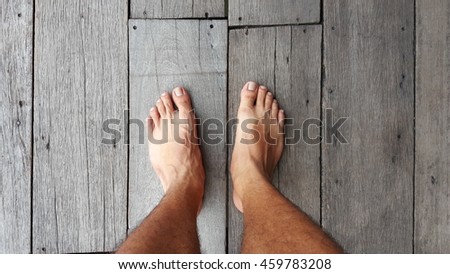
267 92 272 96
157 99 161 103
260 85 267 90
161 92 168 96
174 87 183 96
150 107 155 112
247 81 257 91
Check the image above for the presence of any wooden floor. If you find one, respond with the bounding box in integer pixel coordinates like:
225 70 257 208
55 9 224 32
1 0 449 254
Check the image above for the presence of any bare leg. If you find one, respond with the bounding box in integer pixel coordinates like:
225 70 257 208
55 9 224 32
231 81 343 254
117 87 204 254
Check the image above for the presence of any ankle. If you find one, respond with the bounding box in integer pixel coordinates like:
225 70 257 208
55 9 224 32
231 162 269 184
165 183 203 214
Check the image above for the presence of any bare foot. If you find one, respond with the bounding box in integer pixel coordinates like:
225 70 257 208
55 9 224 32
147 87 205 214
230 81 285 213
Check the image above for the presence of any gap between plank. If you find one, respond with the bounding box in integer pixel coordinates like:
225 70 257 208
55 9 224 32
30 0 36 254
412 0 417 254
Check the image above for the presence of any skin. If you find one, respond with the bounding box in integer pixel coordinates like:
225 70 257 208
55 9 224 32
116 82 343 254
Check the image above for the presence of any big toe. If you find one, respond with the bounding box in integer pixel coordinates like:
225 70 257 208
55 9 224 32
171 87 193 117
239 81 258 108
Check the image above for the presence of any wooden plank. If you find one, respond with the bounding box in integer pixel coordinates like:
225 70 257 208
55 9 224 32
131 0 224 18
0 0 33 254
33 0 128 253
129 19 227 253
229 0 320 26
415 0 450 253
322 0 414 253
277 26 322 224
228 25 322 254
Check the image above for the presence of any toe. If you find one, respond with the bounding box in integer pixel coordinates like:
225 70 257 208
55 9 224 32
171 87 193 115
264 91 274 111
160 92 175 114
256 85 268 109
149 106 160 127
271 99 279 118
155 97 166 117
278 109 285 128
239 81 258 108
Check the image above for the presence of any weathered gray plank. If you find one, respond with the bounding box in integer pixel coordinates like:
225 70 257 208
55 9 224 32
33 0 128 253
322 0 414 253
228 25 322 254
229 0 320 26
277 26 322 225
0 0 33 254
131 0 224 18
415 0 450 254
129 19 227 253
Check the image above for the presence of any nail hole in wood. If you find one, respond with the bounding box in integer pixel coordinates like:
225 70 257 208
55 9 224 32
133 25 137 30
431 176 438 185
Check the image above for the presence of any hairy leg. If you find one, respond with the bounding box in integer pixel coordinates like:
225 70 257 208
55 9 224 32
117 87 204 254
231 81 343 254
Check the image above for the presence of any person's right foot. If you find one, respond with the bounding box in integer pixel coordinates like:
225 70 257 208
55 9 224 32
230 81 285 213
147 87 205 215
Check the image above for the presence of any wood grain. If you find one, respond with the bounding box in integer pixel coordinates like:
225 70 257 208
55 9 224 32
277 26 322 225
0 0 33 254
33 0 128 253
415 0 450 254
322 0 414 253
131 0 224 18
229 0 320 26
228 26 322 253
129 19 227 253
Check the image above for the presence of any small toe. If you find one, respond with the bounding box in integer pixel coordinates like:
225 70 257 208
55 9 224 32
271 100 279 118
155 98 166 116
149 106 160 126
256 85 268 108
171 87 193 114
160 92 175 114
240 81 258 108
264 91 274 111
278 109 285 127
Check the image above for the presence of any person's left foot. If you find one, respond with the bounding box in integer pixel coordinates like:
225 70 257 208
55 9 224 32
147 87 205 214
